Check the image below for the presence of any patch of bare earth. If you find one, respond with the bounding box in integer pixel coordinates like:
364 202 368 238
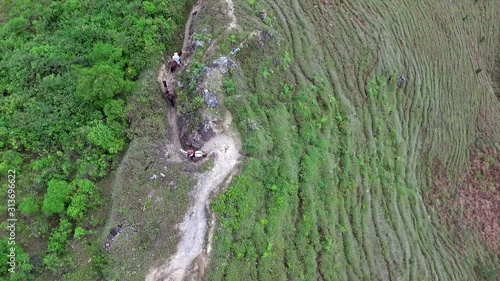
425 146 500 255
224 0 239 30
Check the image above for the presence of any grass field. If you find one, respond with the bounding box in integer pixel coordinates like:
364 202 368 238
190 0 500 280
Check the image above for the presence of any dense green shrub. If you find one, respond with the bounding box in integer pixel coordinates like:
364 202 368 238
42 179 74 216
19 197 39 216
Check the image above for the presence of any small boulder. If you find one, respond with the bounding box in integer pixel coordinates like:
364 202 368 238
168 180 177 189
203 89 218 108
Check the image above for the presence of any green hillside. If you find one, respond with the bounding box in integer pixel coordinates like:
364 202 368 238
201 0 500 280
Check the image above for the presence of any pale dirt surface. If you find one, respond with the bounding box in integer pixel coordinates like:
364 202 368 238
225 0 239 30
147 133 241 281
147 1 242 280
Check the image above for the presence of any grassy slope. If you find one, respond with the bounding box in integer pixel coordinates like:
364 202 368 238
198 0 500 280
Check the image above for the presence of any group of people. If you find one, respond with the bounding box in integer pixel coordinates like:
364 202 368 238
161 51 184 107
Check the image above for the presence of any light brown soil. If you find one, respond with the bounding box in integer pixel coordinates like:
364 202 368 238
426 146 500 255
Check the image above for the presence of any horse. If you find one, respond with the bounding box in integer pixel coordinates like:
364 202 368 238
179 148 207 160
169 50 183 73
162 84 177 107
165 91 177 107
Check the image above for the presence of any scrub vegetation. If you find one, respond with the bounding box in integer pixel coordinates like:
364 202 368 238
0 0 194 280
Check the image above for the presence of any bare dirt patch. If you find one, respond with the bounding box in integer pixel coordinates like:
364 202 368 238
425 146 500 255
224 0 239 30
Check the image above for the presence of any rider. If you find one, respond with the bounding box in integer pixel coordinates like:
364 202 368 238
172 52 181 65
187 148 195 160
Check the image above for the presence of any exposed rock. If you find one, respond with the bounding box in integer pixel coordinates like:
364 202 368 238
104 225 137 252
203 89 218 108
194 40 204 48
229 48 240 56
248 119 259 131
259 30 273 47
198 121 215 142
185 130 204 149
179 56 239 149
209 56 238 74
260 10 268 20
397 76 407 88
168 180 177 189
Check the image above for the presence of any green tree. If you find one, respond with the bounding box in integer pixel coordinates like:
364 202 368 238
88 43 123 66
67 179 100 220
66 194 87 220
47 219 72 254
103 99 125 121
42 179 74 216
0 239 33 278
73 227 87 240
0 150 23 174
9 248 32 281
87 120 125 154
75 64 133 107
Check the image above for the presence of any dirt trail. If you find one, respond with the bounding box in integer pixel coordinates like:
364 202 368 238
148 2 242 281
157 2 202 162
147 133 241 281
225 0 239 30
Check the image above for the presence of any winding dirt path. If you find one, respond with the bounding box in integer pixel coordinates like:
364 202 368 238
225 0 239 30
147 134 241 281
148 2 242 280
157 2 202 162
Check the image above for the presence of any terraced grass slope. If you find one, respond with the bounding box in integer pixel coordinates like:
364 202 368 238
196 0 500 280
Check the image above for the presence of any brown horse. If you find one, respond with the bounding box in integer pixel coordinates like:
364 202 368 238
162 82 177 107
169 50 183 73
169 60 178 73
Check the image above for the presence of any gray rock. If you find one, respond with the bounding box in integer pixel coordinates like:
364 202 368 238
230 47 240 56
248 119 259 131
211 57 238 74
194 40 204 48
185 131 204 149
168 180 177 189
198 121 215 141
203 89 218 108
397 76 407 88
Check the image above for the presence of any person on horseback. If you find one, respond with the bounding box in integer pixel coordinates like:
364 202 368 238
179 148 206 160
172 52 181 65
187 149 195 160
